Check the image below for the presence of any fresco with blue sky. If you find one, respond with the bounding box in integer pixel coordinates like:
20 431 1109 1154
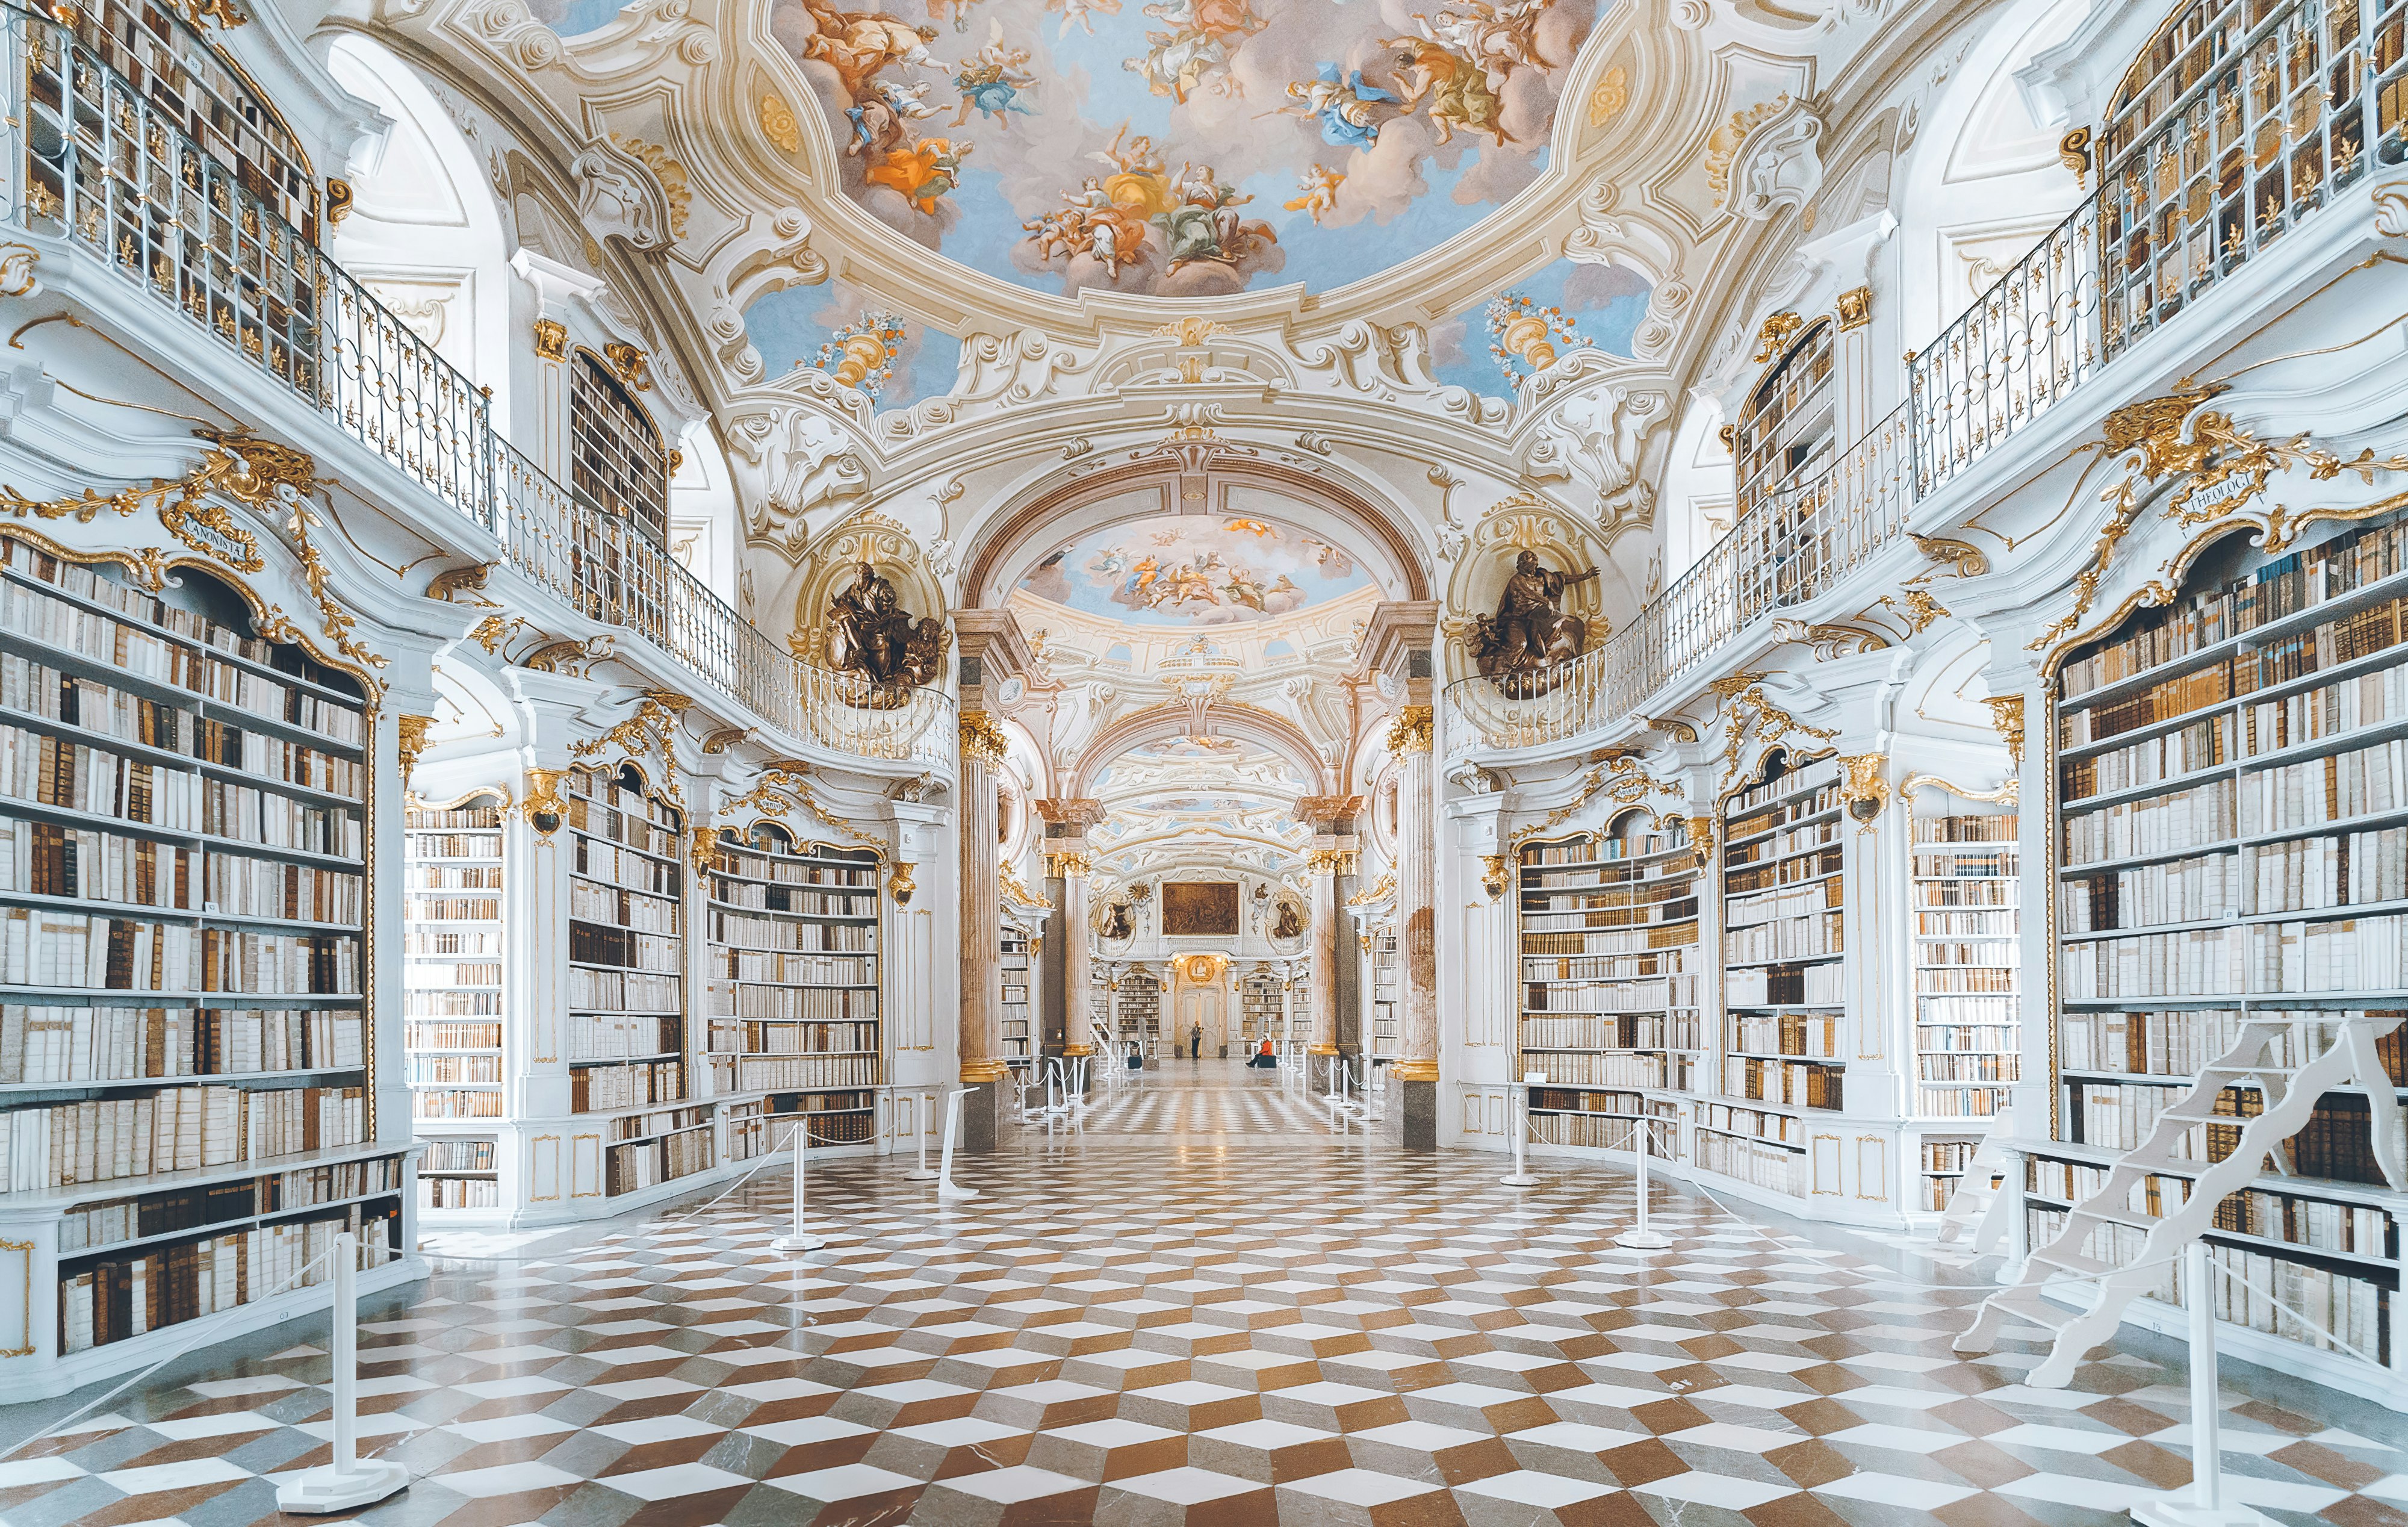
742 278 964 411
1018 516 1376 624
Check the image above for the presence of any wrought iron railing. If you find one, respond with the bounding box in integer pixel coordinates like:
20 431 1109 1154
1911 0 2406 491
8 7 953 774
1444 408 1913 759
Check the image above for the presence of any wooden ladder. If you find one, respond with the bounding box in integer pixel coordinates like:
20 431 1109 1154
1953 1012 2405 1388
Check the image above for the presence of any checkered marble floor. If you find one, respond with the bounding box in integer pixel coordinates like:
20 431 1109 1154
2 1143 2402 1527
1073 1059 1355 1138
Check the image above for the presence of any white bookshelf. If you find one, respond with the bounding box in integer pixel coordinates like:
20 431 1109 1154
1368 927 1399 1060
402 790 505 1217
0 532 409 1394
568 765 712 1195
1909 781 2019 1213
707 824 880 1162
2044 512 2408 1377
1000 918 1032 1071
1518 813 1699 1156
1710 752 1845 1194
1241 971 1280 1047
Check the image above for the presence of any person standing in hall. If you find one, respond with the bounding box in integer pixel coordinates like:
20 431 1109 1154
1190 1019 1202 1060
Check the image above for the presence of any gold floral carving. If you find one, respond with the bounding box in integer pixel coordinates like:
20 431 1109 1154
700 726 750 754
1910 534 1990 579
1835 287 1872 331
1706 670 1771 700
397 715 434 786
426 561 496 603
533 319 568 361
1750 312 1802 364
1773 620 1890 658
759 93 801 154
1047 850 1094 878
1001 865 1053 909
1879 590 1946 634
1504 764 1610 851
889 862 917 904
959 710 1011 767
1647 715 1700 744
1838 753 1889 821
1707 95 1790 198
1587 65 1628 128
2058 126 2093 186
1984 695 2026 766
602 342 651 391
1686 814 1717 862
1902 773 2018 805
571 692 694 808
1346 870 1397 906
1716 682 1839 800
326 179 355 229
1155 317 1230 344
1384 705 1435 754
1305 847 1350 875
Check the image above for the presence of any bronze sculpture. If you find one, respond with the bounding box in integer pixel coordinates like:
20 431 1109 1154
825 561 948 692
1471 551 1599 695
1270 897 1306 942
1100 900 1135 941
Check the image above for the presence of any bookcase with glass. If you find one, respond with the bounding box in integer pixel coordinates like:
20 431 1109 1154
0 532 409 1393
999 912 1033 1070
568 764 712 1194
708 823 881 1162
1712 751 1845 1196
2043 511 2408 1381
1518 812 1700 1158
1908 779 2019 1213
403 789 506 1217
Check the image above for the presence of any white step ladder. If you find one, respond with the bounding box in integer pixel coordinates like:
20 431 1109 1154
1935 1104 2019 1255
1954 1013 2405 1388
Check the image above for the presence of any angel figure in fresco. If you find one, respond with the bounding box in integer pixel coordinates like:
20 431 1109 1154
1046 0 1120 34
1125 31 1227 105
1142 0 1264 48
1408 0 1556 94
1025 187 1150 275
1283 163 1345 225
866 135 972 213
1226 518 1276 538
1151 162 1275 270
1090 125 1176 215
1382 34 1510 145
845 78 939 158
924 0 984 31
798 0 943 98
952 24 1038 125
1275 65 1398 149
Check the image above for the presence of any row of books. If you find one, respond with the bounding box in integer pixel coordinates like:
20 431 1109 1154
2246 827 2408 912
1725 875 1843 926
1 730 208 830
421 1177 499 1208
1722 848 1842 897
1917 939 2019 968
1728 910 1844 962
707 984 880 1021
200 854 362 924
1530 1113 1664 1152
1913 814 2017 844
606 1128 716 1195
1914 967 2015 994
1913 1019 2018 1052
2063 776 2235 864
406 894 500 925
1916 877 2015 907
0 823 191 911
709 1018 877 1055
1726 819 1838 871
2027 1205 2387 1359
1724 1056 1843 1109
1529 1086 1647 1114
1521 835 1689 866
2027 1158 2394 1255
2251 912 2408 991
1518 1014 1702 1051
2059 854 2233 931
572 1059 687 1112
422 1138 497 1171
2062 715 2224 804
0 1084 365 1189
2058 664 2231 748
1924 1137 1985 1173
405 832 500 859
566 1012 680 1061
707 949 876 986
707 911 875 954
1523 976 1698 1015
1522 1052 1666 1087
2 660 365 798
730 1053 880 1090
57 1154 403 1252
1520 917 1700 951
406 990 499 1017
60 1204 395 1353
2060 925 2242 998
569 879 677 931
1521 950 1695 983
1725 963 1844 1007
408 1055 498 1084
570 787 681 851
1730 1011 1840 1059
710 847 878 885
414 1089 502 1118
0 910 361 993
1699 1101 1804 1143
1917 1082 2010 1115
1726 765 1840 825
188 723 364 800
1525 876 1695 911
0 1005 362 1082
707 883 877 917
568 924 680 974
1918 1053 2017 1081
2241 665 2408 758
1694 1128 1804 1193
572 841 678 897
566 968 681 1020
2244 737 2408 832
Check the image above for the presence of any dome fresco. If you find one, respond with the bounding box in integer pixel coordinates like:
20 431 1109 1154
1017 515 1379 625
741 0 1603 299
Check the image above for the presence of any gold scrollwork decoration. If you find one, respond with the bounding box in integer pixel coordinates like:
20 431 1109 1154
426 561 497 603
1901 772 2018 805
524 768 571 838
1984 695 2026 766
571 693 694 809
1838 753 1890 823
397 715 434 786
959 710 1011 767
1505 764 1611 852
1384 704 1435 755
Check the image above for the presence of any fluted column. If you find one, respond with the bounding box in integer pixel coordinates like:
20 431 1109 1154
1392 706 1439 1086
957 712 1009 1088
1307 858 1340 1077
1056 852 1092 1054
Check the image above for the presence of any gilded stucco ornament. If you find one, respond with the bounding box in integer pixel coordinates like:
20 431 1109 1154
524 768 571 838
1984 695 2026 766
959 710 1011 765
888 862 917 904
426 561 497 603
1839 754 1889 822
1479 854 1510 899
1910 534 1990 579
1383 705 1435 754
1879 589 1946 634
397 715 435 786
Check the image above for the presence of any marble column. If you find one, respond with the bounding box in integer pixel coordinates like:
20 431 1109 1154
956 712 1010 1149
1295 793 1361 1091
1391 704 1438 1149
1057 852 1091 1056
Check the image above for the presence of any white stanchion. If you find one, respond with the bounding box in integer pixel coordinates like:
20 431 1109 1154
1617 1115 1674 1250
1500 1078 1539 1187
906 1089 937 1181
937 1086 979 1201
275 1233 409 1513
2131 1244 2271 1527
772 1121 826 1252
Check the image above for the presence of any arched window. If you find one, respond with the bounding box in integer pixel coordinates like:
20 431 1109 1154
569 352 670 546
1731 319 1836 523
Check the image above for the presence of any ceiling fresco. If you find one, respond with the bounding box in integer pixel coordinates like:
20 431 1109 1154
1429 257 1651 394
1017 515 1379 625
724 0 1602 298
742 277 964 409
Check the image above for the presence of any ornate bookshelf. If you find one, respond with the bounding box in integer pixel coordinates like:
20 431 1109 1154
1713 752 1845 1194
568 765 710 1195
707 824 880 1162
1518 812 1699 1158
1908 779 2019 1213
0 533 409 1395
1000 915 1033 1070
2035 512 2408 1384
1368 926 1400 1060
403 789 506 1218
1120 969 1162 1057
1241 970 1280 1048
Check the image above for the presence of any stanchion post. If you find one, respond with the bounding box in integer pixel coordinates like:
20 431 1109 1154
772 1121 827 1252
2131 1243 2270 1527
907 1089 937 1181
1618 1114 1674 1250
275 1232 409 1513
1502 1071 1540 1187
937 1085 979 1201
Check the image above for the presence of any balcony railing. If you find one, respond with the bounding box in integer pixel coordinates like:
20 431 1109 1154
1448 0 2392 759
8 6 953 775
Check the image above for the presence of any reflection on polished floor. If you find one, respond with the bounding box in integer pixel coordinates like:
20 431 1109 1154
0 1080 2400 1527
1073 1054 1362 1139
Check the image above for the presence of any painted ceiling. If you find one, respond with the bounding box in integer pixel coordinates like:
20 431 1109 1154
1017 515 1378 626
728 0 1603 299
